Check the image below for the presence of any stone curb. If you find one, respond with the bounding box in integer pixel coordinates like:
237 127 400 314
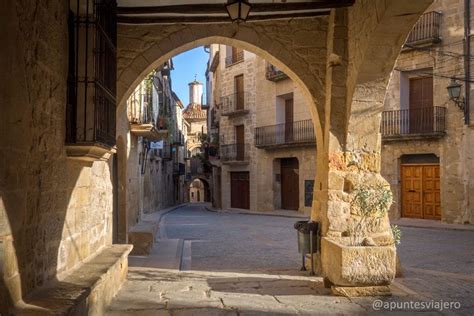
204 205 309 219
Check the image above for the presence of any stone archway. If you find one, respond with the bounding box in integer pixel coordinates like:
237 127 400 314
116 0 432 279
188 178 210 203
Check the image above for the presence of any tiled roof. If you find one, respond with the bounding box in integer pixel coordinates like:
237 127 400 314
183 103 207 120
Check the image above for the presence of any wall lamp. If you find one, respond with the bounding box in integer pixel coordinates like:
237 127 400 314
226 0 252 23
447 79 465 111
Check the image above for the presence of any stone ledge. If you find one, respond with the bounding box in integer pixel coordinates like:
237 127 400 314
13 244 132 316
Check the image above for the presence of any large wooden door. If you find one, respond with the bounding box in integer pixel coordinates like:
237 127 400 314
231 172 250 209
409 77 433 133
284 98 294 143
235 125 245 161
235 75 244 110
402 164 441 220
281 158 299 210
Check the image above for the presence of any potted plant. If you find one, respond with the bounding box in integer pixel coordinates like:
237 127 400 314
321 183 397 295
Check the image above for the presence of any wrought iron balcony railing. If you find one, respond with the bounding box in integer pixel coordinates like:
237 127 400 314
225 50 244 67
255 119 316 148
266 64 289 82
405 11 442 47
221 92 249 116
128 91 155 125
381 106 446 139
220 143 249 162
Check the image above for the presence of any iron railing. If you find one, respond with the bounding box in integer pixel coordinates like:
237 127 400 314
381 106 446 137
66 0 117 147
405 11 442 46
255 119 316 147
221 92 249 116
220 143 249 162
266 64 289 82
225 50 244 66
128 91 155 125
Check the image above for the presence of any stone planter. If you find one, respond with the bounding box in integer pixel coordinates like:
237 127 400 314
321 237 396 295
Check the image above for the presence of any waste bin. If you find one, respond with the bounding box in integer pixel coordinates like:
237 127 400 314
294 220 320 275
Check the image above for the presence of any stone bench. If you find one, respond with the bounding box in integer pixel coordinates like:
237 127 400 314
14 244 132 316
128 221 159 256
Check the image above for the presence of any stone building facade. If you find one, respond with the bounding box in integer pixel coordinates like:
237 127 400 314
381 0 474 224
207 45 317 214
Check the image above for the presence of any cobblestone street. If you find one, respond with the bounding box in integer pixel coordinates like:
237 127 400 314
107 204 474 315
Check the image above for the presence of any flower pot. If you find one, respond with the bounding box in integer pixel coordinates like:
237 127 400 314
321 237 396 287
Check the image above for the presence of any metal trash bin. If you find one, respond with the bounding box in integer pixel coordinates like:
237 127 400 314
294 220 320 275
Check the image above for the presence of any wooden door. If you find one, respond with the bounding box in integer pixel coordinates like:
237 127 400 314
402 164 441 220
235 125 245 161
423 165 441 219
284 98 294 143
281 158 299 210
409 77 433 133
231 172 250 209
235 75 244 110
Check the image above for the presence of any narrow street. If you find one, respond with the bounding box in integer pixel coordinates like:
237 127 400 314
107 204 474 315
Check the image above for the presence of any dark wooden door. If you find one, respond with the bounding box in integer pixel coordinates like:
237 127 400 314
231 172 250 209
402 164 441 220
235 125 245 161
284 98 294 142
235 75 244 110
409 77 433 133
281 158 299 210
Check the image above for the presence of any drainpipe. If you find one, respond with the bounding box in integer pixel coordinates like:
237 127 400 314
464 0 471 124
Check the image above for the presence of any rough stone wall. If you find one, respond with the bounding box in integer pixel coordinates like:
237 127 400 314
0 0 114 309
218 49 258 210
381 0 473 224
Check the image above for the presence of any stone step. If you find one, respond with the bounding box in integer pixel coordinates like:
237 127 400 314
128 221 159 256
129 239 184 270
13 244 133 316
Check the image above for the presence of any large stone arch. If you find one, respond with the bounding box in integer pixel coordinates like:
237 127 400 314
116 18 329 147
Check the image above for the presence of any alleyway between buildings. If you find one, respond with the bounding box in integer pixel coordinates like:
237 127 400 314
106 204 474 315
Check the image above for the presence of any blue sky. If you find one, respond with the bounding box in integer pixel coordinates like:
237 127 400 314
170 46 208 106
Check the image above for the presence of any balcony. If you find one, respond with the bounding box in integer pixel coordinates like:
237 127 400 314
266 64 289 82
381 106 446 141
221 92 249 117
173 162 185 176
220 143 249 164
225 50 244 67
129 92 169 141
255 119 316 149
404 11 442 48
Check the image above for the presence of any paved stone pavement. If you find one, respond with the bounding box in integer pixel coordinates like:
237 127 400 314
107 204 474 315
